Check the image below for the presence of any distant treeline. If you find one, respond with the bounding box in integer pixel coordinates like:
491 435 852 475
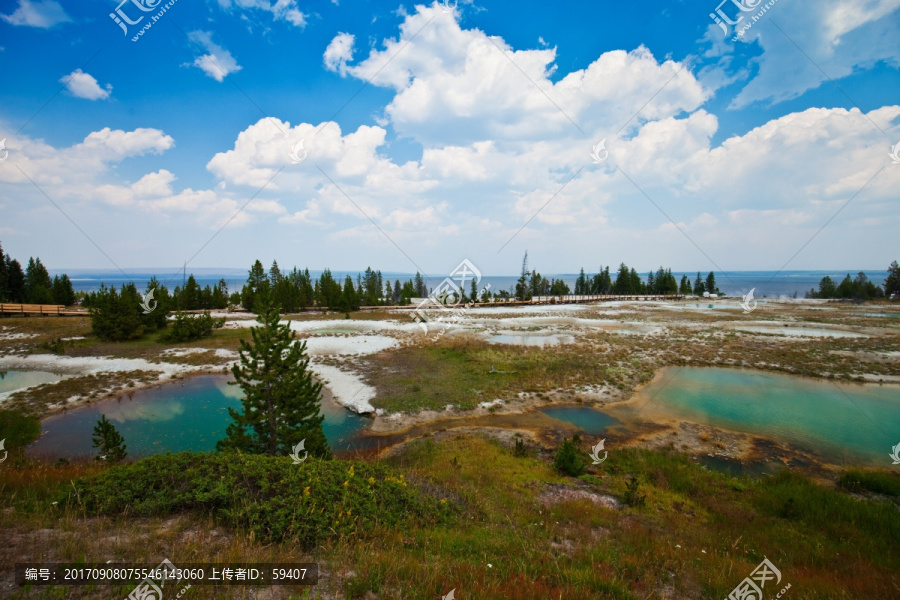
806 261 899 300
238 261 429 313
0 240 76 305
65 255 900 326
516 252 719 301
82 257 728 318
570 265 720 297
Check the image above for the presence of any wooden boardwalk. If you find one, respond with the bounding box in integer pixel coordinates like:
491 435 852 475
371 294 685 311
1 294 685 318
0 303 86 317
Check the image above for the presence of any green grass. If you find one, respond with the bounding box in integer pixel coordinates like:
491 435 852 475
3 438 900 598
365 334 653 413
839 468 900 497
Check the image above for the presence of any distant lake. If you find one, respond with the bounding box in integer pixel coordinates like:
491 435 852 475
52 268 890 299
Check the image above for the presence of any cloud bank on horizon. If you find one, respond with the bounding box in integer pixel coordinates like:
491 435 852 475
0 0 897 276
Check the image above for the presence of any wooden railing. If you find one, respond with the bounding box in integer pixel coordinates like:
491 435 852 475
0 303 84 316
372 294 686 310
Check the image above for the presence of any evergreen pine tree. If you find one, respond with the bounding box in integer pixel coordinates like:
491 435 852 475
52 274 76 306
242 260 269 312
575 268 587 295
340 275 360 312
178 275 201 310
24 257 53 303
269 260 282 286
613 263 631 294
515 251 531 301
6 257 25 302
92 415 127 462
0 242 8 302
88 284 148 341
141 277 170 331
414 272 426 297
217 290 331 458
885 261 900 297
211 279 229 309
629 268 643 294
693 272 704 296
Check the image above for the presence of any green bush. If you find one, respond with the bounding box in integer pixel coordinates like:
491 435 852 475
159 311 225 343
38 337 71 354
553 437 584 476
0 409 41 458
623 475 646 507
840 469 900 497
86 283 168 341
67 452 450 548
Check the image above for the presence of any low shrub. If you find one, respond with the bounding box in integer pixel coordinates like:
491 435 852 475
623 475 646 507
159 311 225 343
553 436 584 476
514 436 525 457
67 452 450 548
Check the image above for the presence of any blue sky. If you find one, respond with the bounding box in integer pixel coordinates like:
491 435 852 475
0 0 898 278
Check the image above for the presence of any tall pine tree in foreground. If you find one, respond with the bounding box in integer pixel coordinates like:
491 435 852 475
217 290 330 458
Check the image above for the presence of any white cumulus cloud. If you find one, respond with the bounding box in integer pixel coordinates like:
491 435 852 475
1 0 70 28
187 31 242 82
324 32 355 75
60 69 112 101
